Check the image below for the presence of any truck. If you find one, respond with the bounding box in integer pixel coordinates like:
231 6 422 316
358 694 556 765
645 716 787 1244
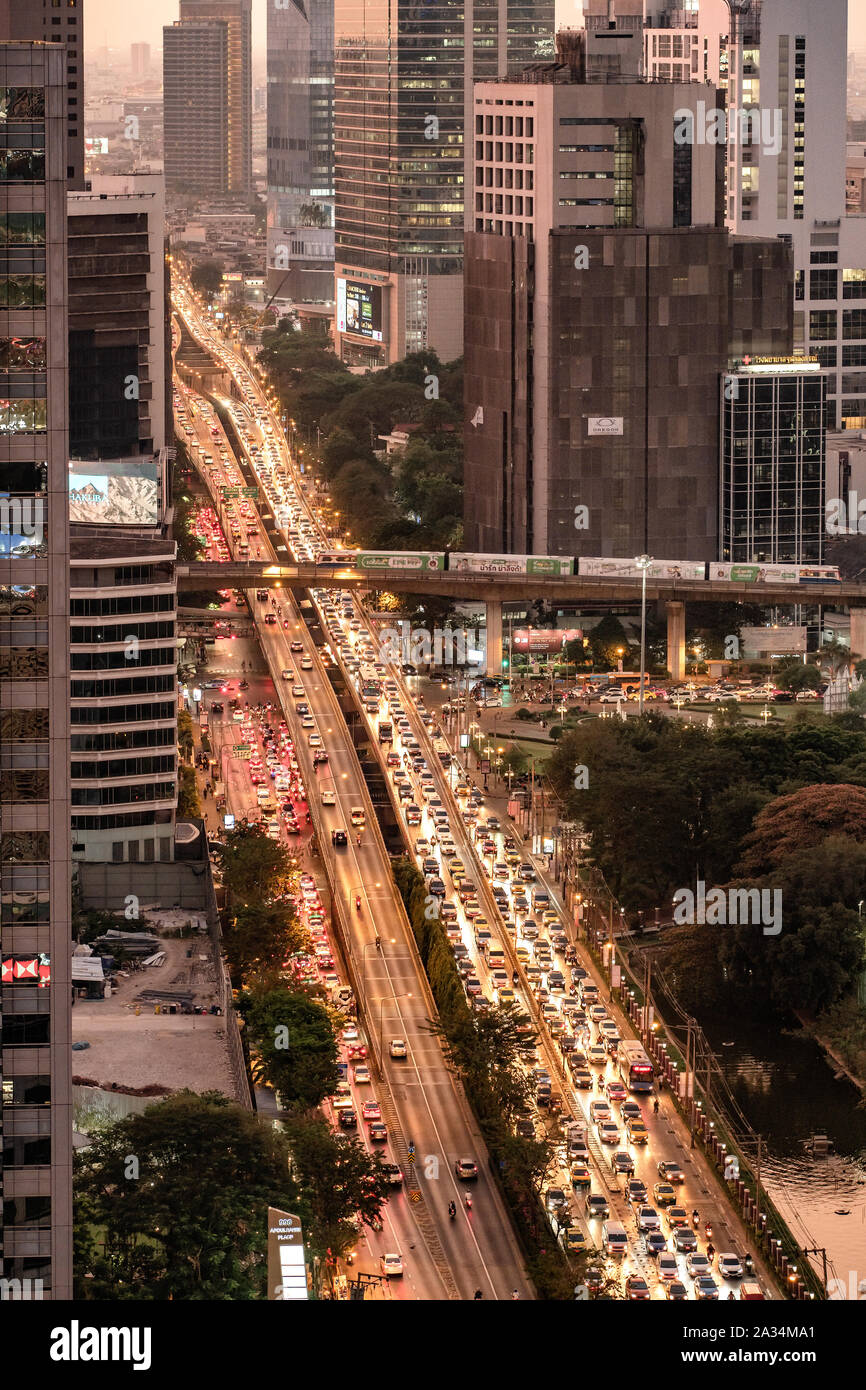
432 736 451 767
378 720 393 744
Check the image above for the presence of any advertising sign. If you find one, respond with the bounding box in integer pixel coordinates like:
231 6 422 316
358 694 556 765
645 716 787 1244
267 1209 308 1301
580 557 706 581
336 279 383 342
513 628 582 653
587 417 624 436
740 625 807 656
68 458 159 526
449 553 574 577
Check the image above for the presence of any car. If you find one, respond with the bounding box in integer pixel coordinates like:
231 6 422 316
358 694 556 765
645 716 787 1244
381 1162 403 1186
561 1228 589 1255
658 1253 679 1281
658 1160 685 1184
645 1231 668 1257
653 1183 677 1207
290 640 304 653
625 1275 651 1300
598 1121 620 1145
611 1151 635 1176
587 1045 607 1066
626 1119 649 1145
666 1207 689 1231
620 1100 642 1122
695 1274 719 1300
331 828 347 847
321 789 336 805
388 1038 407 1059
589 1100 611 1124
570 1163 592 1188
455 1158 478 1181
718 1253 744 1280
362 1101 381 1122
352 1065 371 1084
636 1206 660 1232
281 669 294 680
380 1253 403 1278
544 1186 568 1214
605 1081 627 1102
585 1193 609 1220
338 1109 357 1129
686 1252 711 1278
625 1179 648 1206
674 1226 698 1254
369 1120 388 1142
665 1280 689 1301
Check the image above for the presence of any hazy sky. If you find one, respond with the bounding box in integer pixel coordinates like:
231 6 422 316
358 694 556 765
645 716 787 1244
85 0 866 59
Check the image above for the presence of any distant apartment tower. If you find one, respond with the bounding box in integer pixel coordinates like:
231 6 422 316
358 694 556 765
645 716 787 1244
266 0 335 306
67 174 170 460
179 0 252 197
463 36 793 559
163 21 230 196
333 0 555 367
0 41 72 1300
0 0 85 189
130 42 150 78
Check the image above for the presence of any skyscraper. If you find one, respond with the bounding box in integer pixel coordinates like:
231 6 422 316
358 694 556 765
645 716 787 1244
0 40 72 1300
0 0 85 190
130 42 151 78
266 0 335 306
163 20 230 196
180 0 252 198
333 0 555 366
463 33 792 558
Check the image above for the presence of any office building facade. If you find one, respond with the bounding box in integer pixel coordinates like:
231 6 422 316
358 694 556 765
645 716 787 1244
180 0 252 197
266 0 334 305
70 537 177 866
163 21 230 197
0 40 72 1300
0 0 84 190
463 50 792 559
720 356 825 562
333 0 555 366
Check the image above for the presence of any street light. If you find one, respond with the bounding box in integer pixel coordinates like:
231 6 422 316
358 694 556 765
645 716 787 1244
634 555 653 715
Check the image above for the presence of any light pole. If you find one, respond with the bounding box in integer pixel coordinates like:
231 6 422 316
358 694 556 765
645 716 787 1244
635 554 653 716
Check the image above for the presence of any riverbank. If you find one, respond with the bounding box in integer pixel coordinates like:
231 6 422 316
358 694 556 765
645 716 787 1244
804 997 866 1098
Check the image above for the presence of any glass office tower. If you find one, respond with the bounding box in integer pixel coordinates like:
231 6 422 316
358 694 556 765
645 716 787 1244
0 41 72 1301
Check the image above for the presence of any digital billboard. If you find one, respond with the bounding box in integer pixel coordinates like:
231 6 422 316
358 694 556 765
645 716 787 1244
337 278 383 342
85 137 109 156
68 458 159 525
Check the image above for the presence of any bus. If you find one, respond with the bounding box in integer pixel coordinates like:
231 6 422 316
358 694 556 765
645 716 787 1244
618 1040 654 1093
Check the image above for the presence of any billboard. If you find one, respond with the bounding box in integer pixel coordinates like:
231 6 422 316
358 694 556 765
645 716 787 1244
85 136 109 156
741 625 808 657
513 627 583 653
449 553 574 577
587 417 624 436
336 278 383 342
68 458 159 525
316 550 444 571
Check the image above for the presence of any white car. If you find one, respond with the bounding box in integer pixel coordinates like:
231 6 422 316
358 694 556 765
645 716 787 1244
281 669 293 680
718 1253 744 1280
320 789 336 806
598 689 625 704
380 1253 403 1278
388 1038 407 1059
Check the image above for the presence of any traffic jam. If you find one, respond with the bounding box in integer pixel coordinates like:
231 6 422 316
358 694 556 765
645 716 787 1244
173 285 763 1302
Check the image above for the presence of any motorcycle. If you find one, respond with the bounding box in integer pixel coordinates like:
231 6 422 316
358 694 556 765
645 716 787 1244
692 1210 700 1229
705 1223 713 1240
448 1202 456 1221
355 895 362 912
465 1194 473 1211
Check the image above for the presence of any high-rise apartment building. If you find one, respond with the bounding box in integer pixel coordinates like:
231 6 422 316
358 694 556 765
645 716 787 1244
463 36 792 558
0 40 72 1300
0 0 84 190
163 20 230 196
266 0 334 306
179 0 252 197
333 0 555 366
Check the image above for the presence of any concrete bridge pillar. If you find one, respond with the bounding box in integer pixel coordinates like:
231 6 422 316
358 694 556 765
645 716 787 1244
484 601 503 676
667 601 686 683
850 607 866 663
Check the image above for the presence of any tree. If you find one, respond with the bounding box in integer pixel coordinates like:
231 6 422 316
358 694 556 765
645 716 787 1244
777 662 821 693
586 613 632 669
177 709 195 762
190 259 224 299
280 1114 391 1259
177 764 200 818
219 823 295 908
223 900 308 987
74 1091 296 1300
244 990 339 1110
736 784 866 874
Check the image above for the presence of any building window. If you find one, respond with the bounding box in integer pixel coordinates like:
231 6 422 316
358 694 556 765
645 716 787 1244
843 310 866 339
843 270 866 299
809 310 837 341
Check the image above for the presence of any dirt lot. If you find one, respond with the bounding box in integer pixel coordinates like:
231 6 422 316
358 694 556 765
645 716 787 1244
71 911 236 1098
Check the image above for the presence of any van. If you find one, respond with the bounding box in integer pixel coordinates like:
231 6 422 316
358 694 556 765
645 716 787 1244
602 1221 628 1257
532 887 551 912
739 1282 765 1301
